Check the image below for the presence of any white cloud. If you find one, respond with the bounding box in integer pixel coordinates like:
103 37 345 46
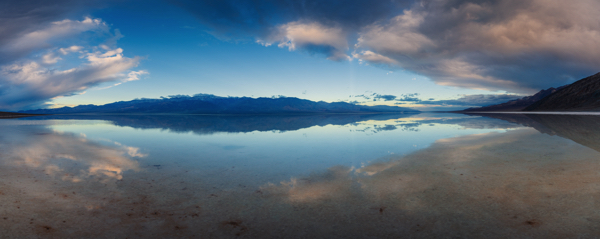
98 70 149 89
0 17 145 110
59 45 84 55
0 47 141 110
42 52 61 64
260 21 350 61
353 50 398 66
124 70 148 82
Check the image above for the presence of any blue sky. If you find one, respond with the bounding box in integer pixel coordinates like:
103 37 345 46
1 0 599 111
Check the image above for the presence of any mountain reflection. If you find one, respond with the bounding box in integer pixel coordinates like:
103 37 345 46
19 112 523 134
466 113 600 153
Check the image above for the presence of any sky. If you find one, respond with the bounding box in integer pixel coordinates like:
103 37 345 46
1 0 599 111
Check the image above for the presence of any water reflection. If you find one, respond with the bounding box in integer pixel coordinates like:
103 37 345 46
467 113 600 152
21 112 520 134
258 128 600 238
1 124 142 182
23 114 421 134
2 113 600 238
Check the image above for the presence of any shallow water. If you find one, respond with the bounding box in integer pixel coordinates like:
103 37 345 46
1 113 600 238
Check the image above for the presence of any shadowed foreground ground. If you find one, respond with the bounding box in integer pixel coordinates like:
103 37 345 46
0 112 37 118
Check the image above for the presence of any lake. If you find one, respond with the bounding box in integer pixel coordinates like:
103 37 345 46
2 113 600 238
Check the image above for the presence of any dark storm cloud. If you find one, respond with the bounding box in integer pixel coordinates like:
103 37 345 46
176 0 600 93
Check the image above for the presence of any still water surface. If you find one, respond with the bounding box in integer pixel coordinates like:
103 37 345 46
1 113 600 238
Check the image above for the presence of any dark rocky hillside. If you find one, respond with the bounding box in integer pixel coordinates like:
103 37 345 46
462 86 564 112
524 72 600 111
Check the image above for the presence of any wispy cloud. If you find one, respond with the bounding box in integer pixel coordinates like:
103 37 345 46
396 93 421 102
396 94 522 108
373 94 397 101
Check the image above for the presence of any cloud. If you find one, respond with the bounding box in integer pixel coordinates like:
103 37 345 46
260 21 350 60
171 0 409 38
397 94 522 107
353 94 371 100
98 70 149 90
353 50 398 66
396 93 421 102
0 44 142 110
177 0 600 93
354 0 600 93
0 1 146 111
59 45 84 55
172 0 409 60
0 14 144 110
0 18 107 63
0 0 111 64
373 94 397 101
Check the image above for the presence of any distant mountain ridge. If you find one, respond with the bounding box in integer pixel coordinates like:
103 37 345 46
462 86 565 112
20 94 419 114
525 72 600 111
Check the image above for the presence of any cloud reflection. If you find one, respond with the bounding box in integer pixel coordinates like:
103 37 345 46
2 126 142 182
259 128 600 237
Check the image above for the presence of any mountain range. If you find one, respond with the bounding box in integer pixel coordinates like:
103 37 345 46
17 95 419 115
6 71 600 115
463 72 600 112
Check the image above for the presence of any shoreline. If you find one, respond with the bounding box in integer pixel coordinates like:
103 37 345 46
459 111 600 115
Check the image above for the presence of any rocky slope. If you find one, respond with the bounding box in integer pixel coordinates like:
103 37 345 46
524 72 600 111
462 86 564 112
